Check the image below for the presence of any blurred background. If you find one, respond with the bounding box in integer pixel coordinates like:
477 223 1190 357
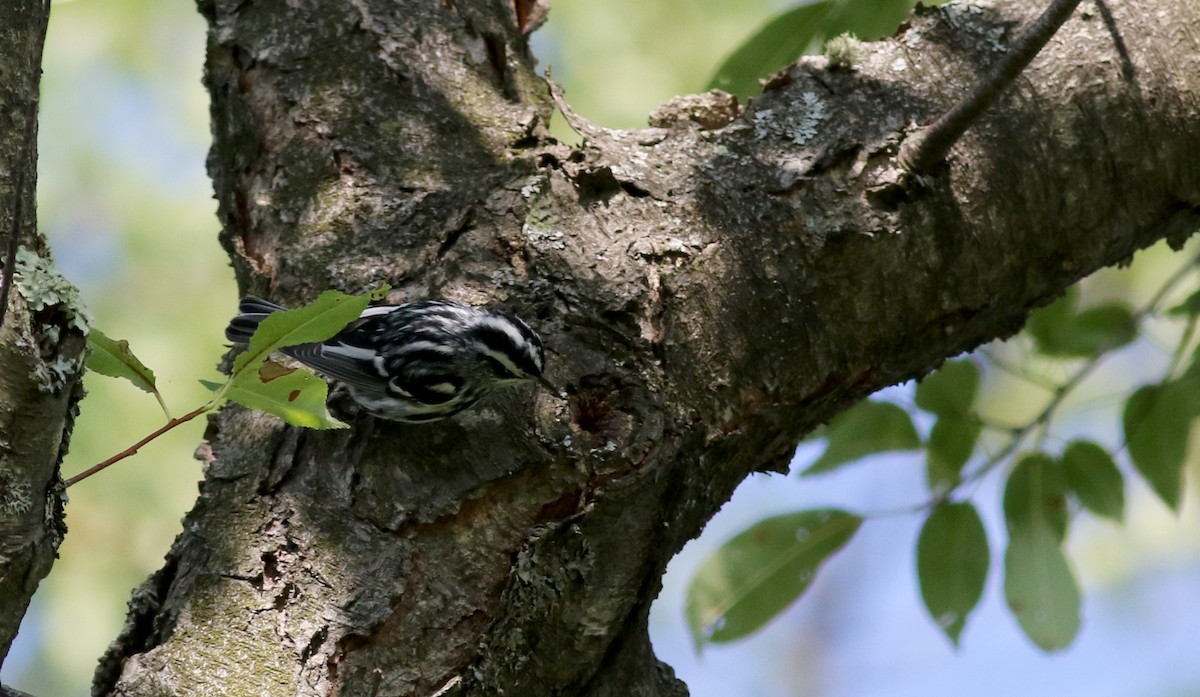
3 0 1197 695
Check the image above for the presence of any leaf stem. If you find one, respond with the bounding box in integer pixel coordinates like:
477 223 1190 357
64 404 210 488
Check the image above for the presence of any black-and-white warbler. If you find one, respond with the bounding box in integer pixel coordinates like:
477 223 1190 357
225 296 554 422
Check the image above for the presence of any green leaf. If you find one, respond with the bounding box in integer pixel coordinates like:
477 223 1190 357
1025 289 1077 354
1061 440 1125 522
1003 453 1068 540
219 288 384 427
801 400 920 476
226 360 347 429
86 328 170 417
1062 303 1137 355
916 502 989 646
1165 289 1200 317
1003 523 1081 652
1122 382 1196 509
707 0 916 98
915 359 979 416
1027 292 1136 357
685 509 861 647
925 412 982 489
231 288 379 377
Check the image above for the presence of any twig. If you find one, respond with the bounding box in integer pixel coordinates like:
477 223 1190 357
957 253 1199 490
899 0 1085 174
64 405 210 488
868 253 1200 519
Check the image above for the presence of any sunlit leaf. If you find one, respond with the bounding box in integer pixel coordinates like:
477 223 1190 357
220 287 385 428
685 509 861 648
801 400 920 476
917 502 989 646
915 359 979 416
925 412 981 489
1003 524 1081 652
707 0 916 98
232 288 381 376
1003 453 1068 539
1061 440 1124 522
226 360 347 429
86 328 170 417
1123 382 1196 509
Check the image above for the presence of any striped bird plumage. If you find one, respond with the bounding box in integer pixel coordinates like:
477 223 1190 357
225 296 549 422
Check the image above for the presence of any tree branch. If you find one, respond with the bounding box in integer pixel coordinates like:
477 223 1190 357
97 0 1200 695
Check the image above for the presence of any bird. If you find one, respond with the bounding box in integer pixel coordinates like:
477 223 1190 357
225 296 554 422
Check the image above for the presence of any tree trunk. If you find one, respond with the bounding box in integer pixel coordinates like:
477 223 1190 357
62 0 1200 694
0 0 89 671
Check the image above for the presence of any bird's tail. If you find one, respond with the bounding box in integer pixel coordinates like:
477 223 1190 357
224 296 287 344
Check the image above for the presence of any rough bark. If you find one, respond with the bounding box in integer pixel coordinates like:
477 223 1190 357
0 0 88 671
85 0 1200 695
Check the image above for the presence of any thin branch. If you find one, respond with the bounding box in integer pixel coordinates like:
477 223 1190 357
899 0 1085 174
64 405 210 488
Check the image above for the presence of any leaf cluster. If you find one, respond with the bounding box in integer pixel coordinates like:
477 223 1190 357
686 259 1200 652
75 288 385 485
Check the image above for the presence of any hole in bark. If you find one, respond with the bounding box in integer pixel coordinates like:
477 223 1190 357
866 182 909 211
569 375 618 434
483 33 506 80
261 551 280 586
573 166 622 207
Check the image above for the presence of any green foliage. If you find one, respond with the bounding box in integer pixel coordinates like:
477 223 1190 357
685 510 861 647
225 360 344 430
76 289 389 485
219 288 385 428
915 359 979 416
230 288 380 376
1003 453 1068 540
86 328 169 417
1061 440 1124 522
802 400 920 475
700 247 1200 655
925 412 981 489
1166 288 1200 316
1003 523 1081 651
1122 380 1198 509
707 0 918 98
916 502 989 646
916 360 981 488
1001 456 1081 651
1027 289 1137 357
